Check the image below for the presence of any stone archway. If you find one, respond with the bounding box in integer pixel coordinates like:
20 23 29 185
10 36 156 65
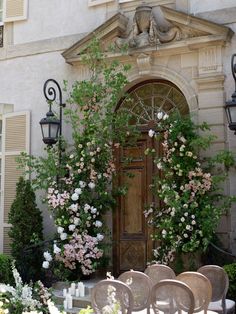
113 79 189 275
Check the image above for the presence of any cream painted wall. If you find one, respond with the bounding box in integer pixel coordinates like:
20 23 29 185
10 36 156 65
13 0 117 45
190 0 236 14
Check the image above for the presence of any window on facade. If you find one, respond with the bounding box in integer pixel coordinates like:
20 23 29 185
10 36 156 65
118 81 189 126
0 0 3 48
0 0 3 24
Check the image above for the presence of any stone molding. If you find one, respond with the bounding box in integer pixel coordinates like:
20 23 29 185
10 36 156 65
62 5 234 65
126 64 198 113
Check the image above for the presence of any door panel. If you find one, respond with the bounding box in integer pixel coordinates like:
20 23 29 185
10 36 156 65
113 134 154 275
122 168 144 235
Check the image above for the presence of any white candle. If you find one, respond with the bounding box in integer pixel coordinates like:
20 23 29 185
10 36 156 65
68 287 73 295
71 282 76 295
63 299 67 310
75 288 79 297
79 282 85 297
63 288 67 298
66 294 73 309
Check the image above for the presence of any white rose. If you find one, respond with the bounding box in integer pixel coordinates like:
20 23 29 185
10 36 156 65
88 182 95 189
148 129 155 138
90 207 97 214
69 224 76 231
91 158 95 163
57 226 64 234
157 112 163 120
84 204 91 211
95 220 102 228
79 181 86 188
180 217 185 222
42 261 49 269
183 233 188 238
53 244 61 254
163 113 169 120
97 233 104 241
71 193 79 201
74 188 82 195
43 251 52 262
191 220 196 225
70 204 78 212
60 232 67 241
74 217 81 226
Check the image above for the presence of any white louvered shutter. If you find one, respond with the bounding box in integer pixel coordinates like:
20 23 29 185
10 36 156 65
0 111 30 254
3 0 28 22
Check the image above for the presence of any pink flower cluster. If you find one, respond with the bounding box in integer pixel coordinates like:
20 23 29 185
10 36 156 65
47 188 70 209
55 233 103 275
185 168 212 196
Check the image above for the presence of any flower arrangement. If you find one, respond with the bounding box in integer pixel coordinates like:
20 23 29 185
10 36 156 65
0 263 61 314
144 112 235 264
19 38 136 280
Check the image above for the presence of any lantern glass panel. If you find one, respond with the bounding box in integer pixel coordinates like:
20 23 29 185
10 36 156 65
49 123 59 139
41 123 49 138
229 105 236 123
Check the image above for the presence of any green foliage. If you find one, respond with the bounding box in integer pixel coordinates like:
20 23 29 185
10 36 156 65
223 263 236 301
8 177 44 282
0 254 14 285
145 113 235 264
79 306 94 314
17 37 137 280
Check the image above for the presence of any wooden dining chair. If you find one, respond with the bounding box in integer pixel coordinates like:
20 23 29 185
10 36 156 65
198 265 235 314
177 271 217 314
150 279 195 314
91 279 134 314
118 270 152 313
144 264 176 285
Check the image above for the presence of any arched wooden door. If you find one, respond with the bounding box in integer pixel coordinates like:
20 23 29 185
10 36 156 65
113 80 189 275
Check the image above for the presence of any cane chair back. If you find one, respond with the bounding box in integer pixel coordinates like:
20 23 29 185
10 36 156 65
198 265 235 314
150 279 195 314
177 271 212 313
91 279 134 314
144 264 176 285
118 270 152 312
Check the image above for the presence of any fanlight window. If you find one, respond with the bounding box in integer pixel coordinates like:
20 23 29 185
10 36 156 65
118 81 189 125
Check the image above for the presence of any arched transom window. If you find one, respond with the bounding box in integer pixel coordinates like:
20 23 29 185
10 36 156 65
118 81 189 126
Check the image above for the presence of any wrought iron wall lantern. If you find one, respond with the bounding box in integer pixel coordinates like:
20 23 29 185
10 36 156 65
39 79 66 162
225 53 236 134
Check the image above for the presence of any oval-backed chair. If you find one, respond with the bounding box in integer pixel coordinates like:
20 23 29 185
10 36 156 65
150 279 195 314
177 271 218 314
91 279 134 314
118 270 152 313
198 265 235 314
144 264 176 286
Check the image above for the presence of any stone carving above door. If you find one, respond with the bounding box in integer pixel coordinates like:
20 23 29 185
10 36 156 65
116 4 181 49
62 4 233 65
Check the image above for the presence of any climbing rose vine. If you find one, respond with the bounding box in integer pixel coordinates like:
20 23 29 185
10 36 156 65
144 112 235 264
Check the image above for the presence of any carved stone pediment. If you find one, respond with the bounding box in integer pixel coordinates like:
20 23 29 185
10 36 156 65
62 5 233 65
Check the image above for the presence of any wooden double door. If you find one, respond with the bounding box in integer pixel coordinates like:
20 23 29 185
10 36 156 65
113 132 158 275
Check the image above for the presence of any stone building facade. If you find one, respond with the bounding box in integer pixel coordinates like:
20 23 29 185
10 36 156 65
0 0 236 271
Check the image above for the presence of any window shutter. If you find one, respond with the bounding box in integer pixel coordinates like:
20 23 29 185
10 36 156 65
0 111 30 254
3 0 28 22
